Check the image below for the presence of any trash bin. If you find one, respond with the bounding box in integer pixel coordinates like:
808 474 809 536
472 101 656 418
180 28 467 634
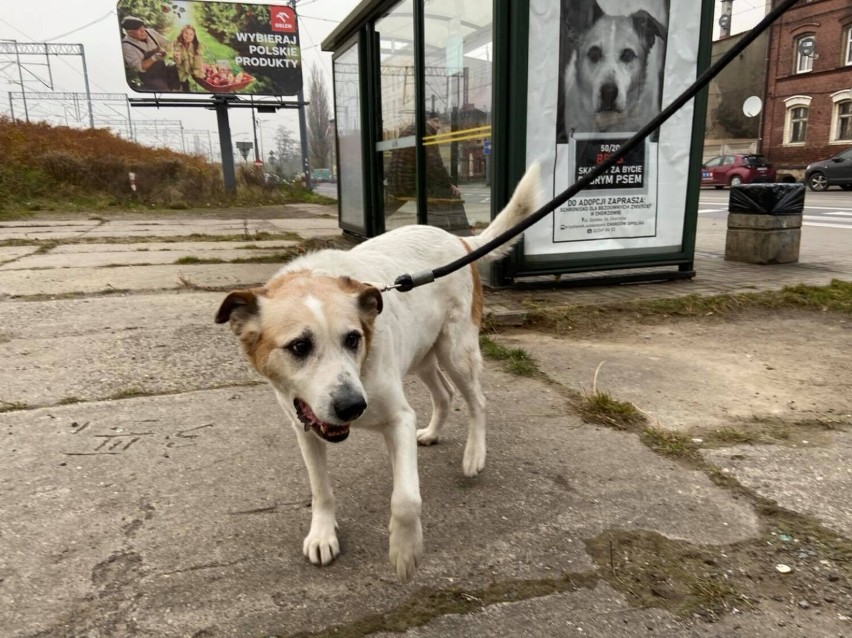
724 183 806 264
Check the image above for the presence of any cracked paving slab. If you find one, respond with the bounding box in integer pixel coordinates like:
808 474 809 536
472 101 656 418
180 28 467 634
0 366 758 637
702 433 852 538
0 292 258 407
0 262 279 297
0 246 299 271
497 312 852 431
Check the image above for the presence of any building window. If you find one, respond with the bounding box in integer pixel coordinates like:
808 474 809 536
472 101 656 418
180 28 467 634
788 107 808 143
783 96 811 146
831 91 852 143
846 26 852 66
794 34 815 73
838 102 852 141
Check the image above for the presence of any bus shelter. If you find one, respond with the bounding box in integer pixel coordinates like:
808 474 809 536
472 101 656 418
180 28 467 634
322 0 713 286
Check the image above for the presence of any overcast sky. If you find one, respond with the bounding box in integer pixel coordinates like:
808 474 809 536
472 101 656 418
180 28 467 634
0 0 765 157
0 0 361 158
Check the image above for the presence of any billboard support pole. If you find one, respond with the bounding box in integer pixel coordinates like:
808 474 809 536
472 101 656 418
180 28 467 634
215 98 237 195
298 89 311 191
251 98 261 163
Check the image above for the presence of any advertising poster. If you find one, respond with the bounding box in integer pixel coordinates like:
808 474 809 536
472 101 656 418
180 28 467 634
526 0 700 259
116 1 302 95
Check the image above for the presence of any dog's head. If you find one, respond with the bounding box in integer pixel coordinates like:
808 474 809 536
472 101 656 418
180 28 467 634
215 272 383 443
574 2 667 118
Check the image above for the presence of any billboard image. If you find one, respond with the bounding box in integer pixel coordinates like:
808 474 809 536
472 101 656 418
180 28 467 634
117 1 302 95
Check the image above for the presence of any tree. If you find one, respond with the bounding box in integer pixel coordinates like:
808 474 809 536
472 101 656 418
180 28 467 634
306 65 333 170
274 126 301 177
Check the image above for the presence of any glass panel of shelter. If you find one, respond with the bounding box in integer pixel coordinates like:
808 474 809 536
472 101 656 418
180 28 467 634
422 1 493 236
334 42 366 232
376 0 419 232
376 0 494 237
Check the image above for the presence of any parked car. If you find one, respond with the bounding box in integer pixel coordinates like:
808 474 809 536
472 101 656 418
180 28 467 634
805 147 852 191
700 154 776 188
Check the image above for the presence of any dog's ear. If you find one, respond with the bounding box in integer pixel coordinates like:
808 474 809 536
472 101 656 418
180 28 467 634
358 286 383 319
591 0 604 23
215 289 263 336
631 10 667 51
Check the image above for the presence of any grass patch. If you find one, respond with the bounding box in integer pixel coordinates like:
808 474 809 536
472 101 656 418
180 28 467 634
703 426 761 446
479 335 539 377
575 389 646 431
230 250 302 264
174 256 226 265
640 426 699 460
699 414 847 449
523 280 852 336
585 530 750 621
0 231 302 250
108 388 148 400
57 396 83 405
0 401 28 413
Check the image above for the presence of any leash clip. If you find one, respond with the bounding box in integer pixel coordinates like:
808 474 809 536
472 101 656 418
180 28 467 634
362 281 402 293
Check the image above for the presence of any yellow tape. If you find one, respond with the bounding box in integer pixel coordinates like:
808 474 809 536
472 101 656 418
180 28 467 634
423 125 492 146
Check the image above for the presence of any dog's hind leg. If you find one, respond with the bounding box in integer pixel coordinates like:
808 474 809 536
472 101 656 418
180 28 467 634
435 328 486 477
292 419 340 566
414 350 454 446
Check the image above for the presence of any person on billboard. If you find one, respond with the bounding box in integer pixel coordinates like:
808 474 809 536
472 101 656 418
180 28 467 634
173 24 205 92
120 16 180 92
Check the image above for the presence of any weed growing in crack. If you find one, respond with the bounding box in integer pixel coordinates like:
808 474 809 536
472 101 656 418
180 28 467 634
479 335 539 377
640 426 699 460
0 401 28 413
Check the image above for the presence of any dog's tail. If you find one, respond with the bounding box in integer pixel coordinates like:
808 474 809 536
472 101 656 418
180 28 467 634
462 162 543 261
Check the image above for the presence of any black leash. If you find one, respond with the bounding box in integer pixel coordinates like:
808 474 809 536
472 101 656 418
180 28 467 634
390 0 800 293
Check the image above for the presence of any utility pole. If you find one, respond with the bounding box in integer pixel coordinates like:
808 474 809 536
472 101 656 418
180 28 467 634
13 41 29 122
719 0 733 38
80 45 94 128
291 0 312 190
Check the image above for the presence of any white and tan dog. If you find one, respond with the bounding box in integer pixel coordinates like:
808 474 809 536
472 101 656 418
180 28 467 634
215 164 542 582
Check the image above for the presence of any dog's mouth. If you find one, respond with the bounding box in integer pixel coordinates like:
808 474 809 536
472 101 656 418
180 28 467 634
294 398 350 443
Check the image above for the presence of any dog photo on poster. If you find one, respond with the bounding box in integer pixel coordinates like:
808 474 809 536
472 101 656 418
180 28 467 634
553 0 670 243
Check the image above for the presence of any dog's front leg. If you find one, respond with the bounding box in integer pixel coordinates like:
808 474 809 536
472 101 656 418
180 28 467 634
293 424 339 566
383 406 424 582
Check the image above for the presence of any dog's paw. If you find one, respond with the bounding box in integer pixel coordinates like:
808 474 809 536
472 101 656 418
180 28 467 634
416 427 439 446
388 517 423 583
462 440 486 477
303 526 340 566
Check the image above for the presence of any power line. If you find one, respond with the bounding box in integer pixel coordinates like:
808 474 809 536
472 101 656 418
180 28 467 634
46 11 116 42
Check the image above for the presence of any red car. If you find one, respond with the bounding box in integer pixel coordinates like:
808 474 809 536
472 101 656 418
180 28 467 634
700 154 777 188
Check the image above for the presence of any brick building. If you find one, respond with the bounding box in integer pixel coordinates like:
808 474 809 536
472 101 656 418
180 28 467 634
761 0 852 171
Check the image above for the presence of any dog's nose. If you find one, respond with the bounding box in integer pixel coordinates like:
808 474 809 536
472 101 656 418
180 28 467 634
600 84 619 111
333 392 367 422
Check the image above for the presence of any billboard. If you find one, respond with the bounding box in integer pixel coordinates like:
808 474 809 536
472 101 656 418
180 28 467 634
117 1 302 95
525 0 700 260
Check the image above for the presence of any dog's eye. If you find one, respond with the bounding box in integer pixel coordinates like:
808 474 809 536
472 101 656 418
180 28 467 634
343 331 362 352
587 46 602 63
286 337 313 359
620 48 636 63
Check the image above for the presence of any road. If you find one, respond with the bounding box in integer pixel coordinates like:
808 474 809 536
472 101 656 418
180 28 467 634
698 187 852 230
317 181 851 231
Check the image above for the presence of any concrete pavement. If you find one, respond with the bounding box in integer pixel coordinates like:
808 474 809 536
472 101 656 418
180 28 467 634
0 205 850 637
